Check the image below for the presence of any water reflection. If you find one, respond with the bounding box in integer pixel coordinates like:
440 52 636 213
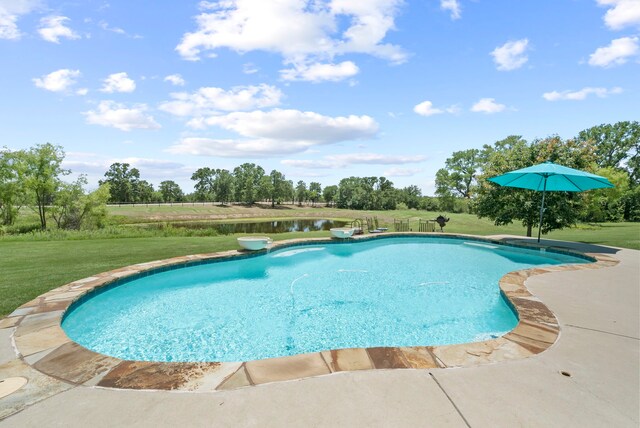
171 219 347 234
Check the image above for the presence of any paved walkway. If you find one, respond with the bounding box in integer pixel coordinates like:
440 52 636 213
1 238 638 427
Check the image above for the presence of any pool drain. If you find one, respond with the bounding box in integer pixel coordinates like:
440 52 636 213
0 377 28 399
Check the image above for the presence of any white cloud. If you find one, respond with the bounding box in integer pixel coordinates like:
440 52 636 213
413 100 460 117
32 69 81 92
84 101 161 131
38 15 80 43
101 72 136 93
190 109 378 139
119 157 185 171
597 0 640 30
198 1 217 10
159 84 283 117
164 74 186 86
167 109 379 157
99 20 124 35
0 12 20 40
414 101 442 116
384 167 424 177
0 0 42 40
243 63 259 74
542 86 623 101
98 20 142 39
491 39 529 71
471 98 506 114
281 61 359 82
176 0 407 69
588 36 639 67
282 153 426 169
440 0 461 20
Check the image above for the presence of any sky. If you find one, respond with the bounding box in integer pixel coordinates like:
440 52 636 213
1 0 639 195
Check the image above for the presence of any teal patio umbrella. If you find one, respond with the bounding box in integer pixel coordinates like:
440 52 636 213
488 161 614 242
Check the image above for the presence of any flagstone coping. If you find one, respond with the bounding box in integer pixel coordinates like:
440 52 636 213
1 233 619 393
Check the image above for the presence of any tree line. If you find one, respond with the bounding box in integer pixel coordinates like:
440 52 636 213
99 161 428 211
2 121 637 235
435 121 639 235
0 144 109 231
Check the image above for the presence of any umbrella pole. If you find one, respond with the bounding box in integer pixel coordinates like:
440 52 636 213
537 179 547 243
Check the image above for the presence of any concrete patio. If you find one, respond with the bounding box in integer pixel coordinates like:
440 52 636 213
1 237 638 427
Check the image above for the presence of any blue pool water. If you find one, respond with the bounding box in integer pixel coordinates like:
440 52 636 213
61 237 589 362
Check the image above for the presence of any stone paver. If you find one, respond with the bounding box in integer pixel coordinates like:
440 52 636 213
432 337 533 367
0 318 21 330
321 348 374 372
366 347 411 369
34 342 121 385
97 361 227 391
399 346 440 369
0 330 15 367
14 311 63 338
245 352 331 385
13 325 70 357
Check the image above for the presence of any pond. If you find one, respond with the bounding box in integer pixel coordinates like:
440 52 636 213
154 219 348 234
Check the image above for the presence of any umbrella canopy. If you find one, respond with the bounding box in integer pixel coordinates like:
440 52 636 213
487 161 614 242
488 161 614 192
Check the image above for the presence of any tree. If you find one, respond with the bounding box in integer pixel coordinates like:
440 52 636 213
308 182 322 206
400 185 422 209
323 185 338 207
23 143 69 229
213 169 234 205
259 175 273 204
133 180 154 203
621 185 640 221
51 177 110 229
284 180 295 204
435 169 455 211
579 167 629 222
577 121 640 185
100 163 140 203
336 177 376 210
376 177 398 210
435 149 481 211
476 136 597 237
159 180 184 202
191 167 215 201
268 170 288 207
295 180 308 206
0 148 27 225
233 163 265 204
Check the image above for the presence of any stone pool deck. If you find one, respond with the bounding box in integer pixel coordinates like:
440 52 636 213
0 235 638 427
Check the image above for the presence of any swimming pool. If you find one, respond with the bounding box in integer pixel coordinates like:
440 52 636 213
61 236 589 363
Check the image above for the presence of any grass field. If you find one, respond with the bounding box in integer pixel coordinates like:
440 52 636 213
1 204 638 317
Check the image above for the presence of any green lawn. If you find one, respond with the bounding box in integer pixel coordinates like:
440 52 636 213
1 205 638 317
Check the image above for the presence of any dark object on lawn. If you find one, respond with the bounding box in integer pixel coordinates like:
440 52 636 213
435 215 449 232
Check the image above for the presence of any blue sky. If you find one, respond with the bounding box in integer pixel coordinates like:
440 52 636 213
1 0 638 195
